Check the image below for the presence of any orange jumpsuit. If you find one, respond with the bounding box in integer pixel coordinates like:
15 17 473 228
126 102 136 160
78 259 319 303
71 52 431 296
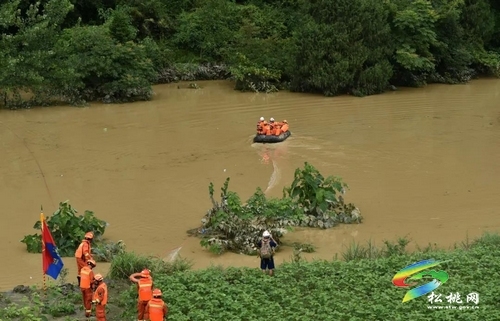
273 122 283 135
145 298 168 321
93 282 108 321
75 240 92 278
264 123 272 135
257 121 265 134
137 277 153 320
80 266 94 317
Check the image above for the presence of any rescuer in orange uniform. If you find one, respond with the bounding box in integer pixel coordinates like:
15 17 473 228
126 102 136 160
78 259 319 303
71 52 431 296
145 288 169 321
256 116 265 134
281 120 289 132
75 232 94 286
80 259 97 319
92 274 108 321
129 269 153 321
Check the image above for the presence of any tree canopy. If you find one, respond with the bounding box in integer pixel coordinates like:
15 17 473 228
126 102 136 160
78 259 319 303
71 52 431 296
1 0 499 108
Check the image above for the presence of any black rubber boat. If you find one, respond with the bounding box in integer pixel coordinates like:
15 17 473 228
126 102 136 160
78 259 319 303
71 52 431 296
253 130 291 144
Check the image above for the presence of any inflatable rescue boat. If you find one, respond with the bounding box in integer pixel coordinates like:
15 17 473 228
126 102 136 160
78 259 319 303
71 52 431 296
253 130 291 143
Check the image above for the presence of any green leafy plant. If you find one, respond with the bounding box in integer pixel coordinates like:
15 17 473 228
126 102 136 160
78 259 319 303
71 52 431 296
20 200 116 261
196 163 362 255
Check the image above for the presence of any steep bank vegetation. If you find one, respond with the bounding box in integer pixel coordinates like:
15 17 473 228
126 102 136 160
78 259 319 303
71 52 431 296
1 0 500 108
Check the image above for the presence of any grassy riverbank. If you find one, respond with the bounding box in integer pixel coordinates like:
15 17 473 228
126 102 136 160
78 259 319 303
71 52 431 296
2 232 499 320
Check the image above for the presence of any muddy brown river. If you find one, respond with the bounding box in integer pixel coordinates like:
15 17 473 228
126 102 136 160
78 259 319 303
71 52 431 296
1 79 499 291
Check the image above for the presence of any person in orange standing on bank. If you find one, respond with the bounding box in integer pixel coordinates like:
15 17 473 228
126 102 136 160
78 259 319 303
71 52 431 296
80 259 97 319
92 274 108 321
145 289 169 321
75 232 94 286
129 269 153 321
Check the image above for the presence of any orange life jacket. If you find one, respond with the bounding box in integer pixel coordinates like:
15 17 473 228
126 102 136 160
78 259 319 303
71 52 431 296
257 121 265 134
138 277 153 301
273 123 282 135
264 124 272 135
93 283 108 305
281 123 289 132
80 266 93 289
75 240 91 259
148 298 168 321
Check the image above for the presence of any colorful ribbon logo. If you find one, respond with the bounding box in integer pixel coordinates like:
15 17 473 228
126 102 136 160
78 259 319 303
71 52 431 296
392 259 450 303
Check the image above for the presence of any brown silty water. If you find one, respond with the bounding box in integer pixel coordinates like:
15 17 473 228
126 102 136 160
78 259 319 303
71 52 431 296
1 79 499 291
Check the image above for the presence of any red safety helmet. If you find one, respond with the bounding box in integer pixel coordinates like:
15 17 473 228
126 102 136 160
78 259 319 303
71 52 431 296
85 232 94 240
152 288 162 297
140 269 150 278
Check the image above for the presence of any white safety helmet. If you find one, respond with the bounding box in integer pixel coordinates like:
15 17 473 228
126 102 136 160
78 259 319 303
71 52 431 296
263 230 271 237
259 117 265 121
270 117 275 122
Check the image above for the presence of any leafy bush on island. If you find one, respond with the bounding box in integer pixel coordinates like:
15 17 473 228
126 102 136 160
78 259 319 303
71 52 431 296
193 162 362 255
2 0 500 108
21 200 124 262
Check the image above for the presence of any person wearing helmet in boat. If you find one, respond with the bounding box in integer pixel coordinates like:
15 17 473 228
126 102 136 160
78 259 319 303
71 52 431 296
92 274 108 321
281 120 289 133
256 230 278 276
75 231 94 286
267 117 276 135
256 116 266 135
129 269 154 321
273 119 283 136
145 288 169 321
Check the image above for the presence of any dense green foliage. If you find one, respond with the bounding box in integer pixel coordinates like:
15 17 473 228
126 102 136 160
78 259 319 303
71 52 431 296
21 200 124 262
196 163 361 255
114 233 500 320
2 0 500 107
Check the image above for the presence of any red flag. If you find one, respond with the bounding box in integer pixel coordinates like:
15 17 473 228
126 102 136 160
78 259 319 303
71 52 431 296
41 212 64 279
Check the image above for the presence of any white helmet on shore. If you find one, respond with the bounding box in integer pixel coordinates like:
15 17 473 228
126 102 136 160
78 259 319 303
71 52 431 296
259 117 265 121
263 230 271 237
270 117 275 122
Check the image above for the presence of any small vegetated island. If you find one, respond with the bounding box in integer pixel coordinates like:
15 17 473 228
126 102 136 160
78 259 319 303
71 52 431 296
1 0 500 108
192 162 362 255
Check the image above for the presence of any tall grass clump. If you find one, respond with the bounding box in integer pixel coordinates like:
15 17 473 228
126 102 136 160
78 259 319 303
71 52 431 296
108 251 192 280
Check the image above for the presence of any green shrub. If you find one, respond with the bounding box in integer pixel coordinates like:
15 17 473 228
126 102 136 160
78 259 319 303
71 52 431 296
20 200 121 262
21 201 106 256
196 163 362 255
108 251 192 280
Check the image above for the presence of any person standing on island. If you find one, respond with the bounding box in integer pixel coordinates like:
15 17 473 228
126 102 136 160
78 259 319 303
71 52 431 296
257 230 278 276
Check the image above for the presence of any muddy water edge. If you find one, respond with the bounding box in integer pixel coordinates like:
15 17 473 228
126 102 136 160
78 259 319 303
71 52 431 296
0 79 499 291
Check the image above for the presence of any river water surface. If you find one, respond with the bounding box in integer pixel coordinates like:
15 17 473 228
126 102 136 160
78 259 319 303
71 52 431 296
1 79 499 291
